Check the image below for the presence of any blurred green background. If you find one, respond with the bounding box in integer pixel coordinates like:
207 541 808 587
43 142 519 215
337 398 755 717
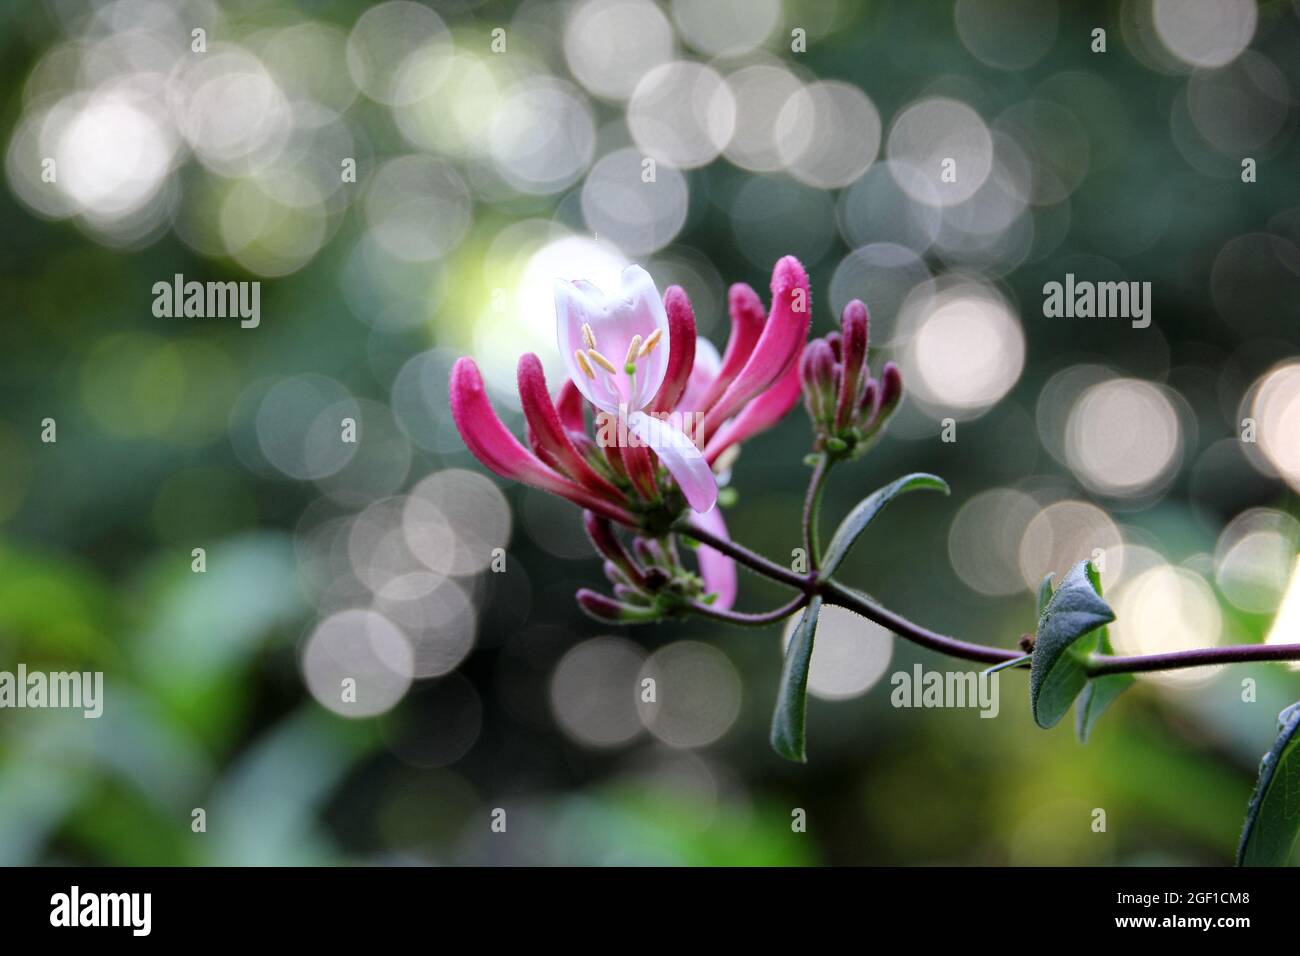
1 0 1299 865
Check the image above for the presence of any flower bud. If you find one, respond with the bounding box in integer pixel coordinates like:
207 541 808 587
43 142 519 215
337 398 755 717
835 300 869 430
800 339 837 424
584 511 646 589
799 299 902 459
575 588 660 624
878 361 903 417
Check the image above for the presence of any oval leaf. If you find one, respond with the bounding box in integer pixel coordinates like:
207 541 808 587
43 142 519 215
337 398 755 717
821 474 949 576
1075 670 1134 743
1074 567 1133 742
1238 702 1300 866
770 598 822 763
1029 560 1115 729
1036 573 1054 618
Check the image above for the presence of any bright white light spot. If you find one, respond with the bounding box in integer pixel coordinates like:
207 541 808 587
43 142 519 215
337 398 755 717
671 0 781 58
637 641 741 748
887 97 993 207
1153 0 1256 69
776 81 881 189
550 637 648 747
55 92 174 219
581 147 688 256
1264 557 1300 669
723 63 804 173
628 61 735 168
564 0 675 101
900 281 1024 418
1019 500 1124 592
403 469 512 578
490 80 595 195
1112 564 1224 687
949 488 1041 596
1214 509 1300 614
346 1 452 104
781 604 894 700
1065 379 1182 498
364 155 471 262
1249 362 1300 492
302 609 413 717
477 233 629 392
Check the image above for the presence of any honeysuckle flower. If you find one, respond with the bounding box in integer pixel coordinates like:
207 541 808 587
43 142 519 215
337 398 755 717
449 255 811 616
555 266 716 514
800 298 903 458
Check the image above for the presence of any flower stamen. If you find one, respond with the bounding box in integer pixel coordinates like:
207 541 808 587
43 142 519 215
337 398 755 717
574 349 596 379
586 348 619 375
581 323 597 350
639 328 662 357
624 335 642 375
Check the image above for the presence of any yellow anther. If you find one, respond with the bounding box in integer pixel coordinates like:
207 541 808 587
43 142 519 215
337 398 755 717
581 323 597 350
574 349 596 379
586 348 618 375
639 328 663 357
624 335 642 367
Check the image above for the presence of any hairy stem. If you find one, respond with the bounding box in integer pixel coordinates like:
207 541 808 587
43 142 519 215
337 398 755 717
678 528 1300 677
685 594 809 627
674 520 807 590
802 453 832 569
819 579 1022 665
1088 643 1300 676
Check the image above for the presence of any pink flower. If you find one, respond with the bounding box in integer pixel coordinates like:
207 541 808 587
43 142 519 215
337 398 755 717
448 256 812 613
555 265 718 514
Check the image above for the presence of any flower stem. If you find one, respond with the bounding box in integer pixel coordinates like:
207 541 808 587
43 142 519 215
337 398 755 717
678 511 1300 677
1087 643 1300 676
674 519 808 590
802 453 832 569
685 594 809 627
819 579 1022 665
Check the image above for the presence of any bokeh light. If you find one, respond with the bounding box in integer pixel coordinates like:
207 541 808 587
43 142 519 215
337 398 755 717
781 605 894 700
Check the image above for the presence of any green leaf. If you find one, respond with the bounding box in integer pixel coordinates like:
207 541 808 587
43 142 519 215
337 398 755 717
770 597 822 763
1074 574 1134 741
1237 702 1300 866
821 474 949 577
1036 573 1054 618
1029 560 1115 729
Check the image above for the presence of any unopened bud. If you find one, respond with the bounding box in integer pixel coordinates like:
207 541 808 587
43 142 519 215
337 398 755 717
584 511 646 589
575 588 659 624
878 361 903 413
800 339 837 423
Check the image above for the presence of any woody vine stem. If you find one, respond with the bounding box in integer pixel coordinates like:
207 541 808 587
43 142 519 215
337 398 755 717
676 453 1300 678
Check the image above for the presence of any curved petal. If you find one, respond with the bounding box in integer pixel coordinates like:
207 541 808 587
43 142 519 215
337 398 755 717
688 505 737 611
555 265 670 413
555 379 587 434
693 282 767 416
648 285 696 413
704 355 803 464
625 410 717 514
449 357 635 525
675 336 722 417
702 257 811 441
517 353 622 500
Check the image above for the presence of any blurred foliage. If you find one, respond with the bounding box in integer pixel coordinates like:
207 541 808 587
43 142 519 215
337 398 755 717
0 0 1298 866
